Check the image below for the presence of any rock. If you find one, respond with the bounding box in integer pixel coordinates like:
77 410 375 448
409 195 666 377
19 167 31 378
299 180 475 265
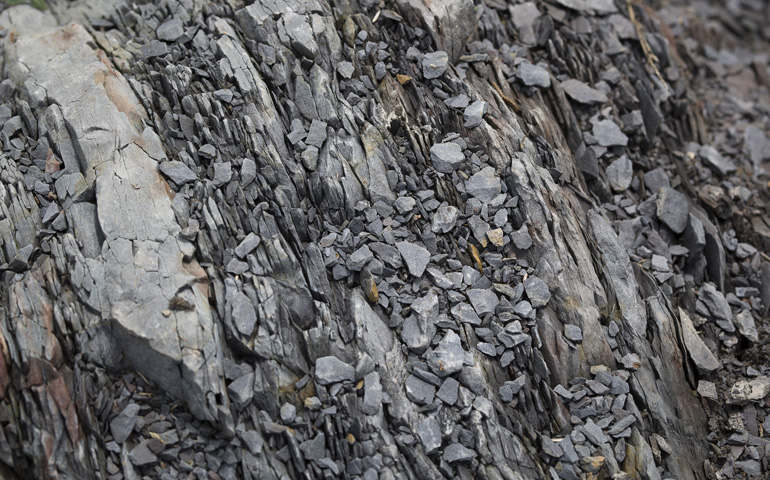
593 119 628 147
509 2 540 45
450 302 482 326
430 142 465 173
280 403 297 423
347 245 374 271
467 289 499 316
405 374 436 405
397 241 431 277
697 283 734 331
524 276 551 308
517 62 551 88
423 51 449 79
699 145 736 176
727 376 770 405
541 437 563 458
432 205 459 233
110 404 140 444
465 167 501 203
418 418 442 453
315 357 355 385
464 100 487 128
227 372 255 410
656 187 689 234
427 331 467 377
129 440 158 466
677 308 720 374
735 310 759 343
443 443 476 463
697 381 718 401
583 419 609 446
644 167 670 193
363 372 382 415
606 155 632 192
437 377 460 404
562 79 608 104
564 324 583 343
160 161 197 184
511 225 533 249
156 18 184 42
337 61 354 79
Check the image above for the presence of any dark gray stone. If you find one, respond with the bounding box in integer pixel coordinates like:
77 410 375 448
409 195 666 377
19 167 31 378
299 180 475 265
524 276 551 308
430 142 465 173
315 356 355 385
397 241 431 277
423 51 449 79
656 187 689 234
562 79 608 104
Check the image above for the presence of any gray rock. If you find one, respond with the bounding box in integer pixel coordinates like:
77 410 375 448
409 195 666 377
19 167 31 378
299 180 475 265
583 419 609 446
430 142 465 173
443 443 476 463
464 100 487 128
696 381 718 401
301 433 326 460
110 403 140 444
541 437 563 458
644 167 670 193
465 166 501 203
511 225 533 250
432 205 459 233
561 79 608 104
422 51 449 79
678 307 720 374
735 310 759 343
437 377 460 404
160 161 197 184
231 292 257 336
282 11 318 59
697 283 734 331
467 289 499 316
593 119 628 147
227 372 255 410
427 330 467 377
347 245 374 271
129 440 158 466
280 403 297 423
509 2 541 45
363 372 382 415
656 187 689 234
450 302 482 326
305 120 327 148
699 145 736 176
397 241 431 277
405 374 436 405
516 62 551 88
337 61 354 79
156 18 184 42
213 162 232 187
564 324 583 343
524 276 551 308
394 196 416 214
418 418 442 454
606 155 633 192
315 356 355 385
235 233 261 258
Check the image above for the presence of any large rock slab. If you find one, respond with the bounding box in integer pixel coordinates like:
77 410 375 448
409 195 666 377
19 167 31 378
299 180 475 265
2 10 230 426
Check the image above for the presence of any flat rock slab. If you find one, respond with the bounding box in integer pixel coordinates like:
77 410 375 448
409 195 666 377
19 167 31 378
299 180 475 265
2 10 229 425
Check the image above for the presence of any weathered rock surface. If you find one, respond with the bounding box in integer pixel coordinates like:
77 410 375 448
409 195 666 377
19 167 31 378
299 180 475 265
0 0 767 479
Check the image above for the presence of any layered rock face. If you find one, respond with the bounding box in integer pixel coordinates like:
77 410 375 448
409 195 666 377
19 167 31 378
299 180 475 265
0 0 768 479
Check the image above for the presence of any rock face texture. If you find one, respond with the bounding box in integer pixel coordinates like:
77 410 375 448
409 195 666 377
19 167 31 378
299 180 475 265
0 0 768 479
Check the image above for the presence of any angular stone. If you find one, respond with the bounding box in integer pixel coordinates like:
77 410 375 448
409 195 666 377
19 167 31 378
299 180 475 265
465 166 501 203
110 403 140 444
422 51 449 79
697 380 718 401
363 372 382 415
512 225 533 249
564 324 583 343
160 161 197 184
418 418 442 454
430 142 465 173
129 440 158 466
593 119 628 147
524 276 551 308
735 310 759 343
517 62 551 88
443 443 476 463
562 79 608 104
427 331 467 377
699 145 736 176
227 373 254 410
606 155 632 192
156 18 184 42
437 377 460 404
464 100 487 128
405 374 436 405
432 205 459 233
677 308 719 374
656 187 689 234
397 241 431 277
467 289 499 316
315 357 355 385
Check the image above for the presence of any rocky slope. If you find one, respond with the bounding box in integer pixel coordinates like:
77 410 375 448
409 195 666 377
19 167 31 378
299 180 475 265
0 0 768 479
